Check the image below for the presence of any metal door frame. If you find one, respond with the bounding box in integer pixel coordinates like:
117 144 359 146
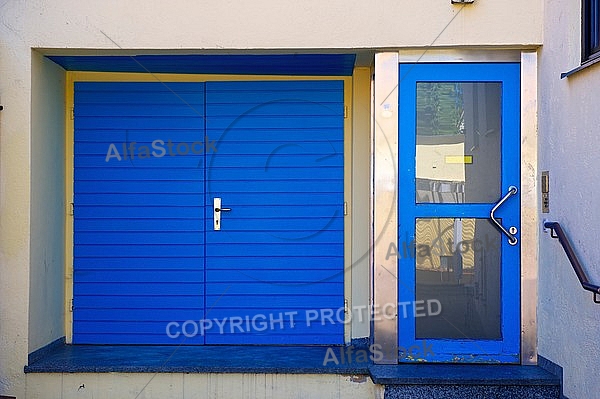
373 50 538 365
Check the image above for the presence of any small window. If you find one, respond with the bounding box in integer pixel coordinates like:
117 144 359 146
583 0 600 61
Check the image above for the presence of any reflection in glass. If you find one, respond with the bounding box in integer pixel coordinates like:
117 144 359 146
415 218 502 340
415 82 502 204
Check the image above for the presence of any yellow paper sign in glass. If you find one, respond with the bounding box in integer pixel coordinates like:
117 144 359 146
445 155 473 164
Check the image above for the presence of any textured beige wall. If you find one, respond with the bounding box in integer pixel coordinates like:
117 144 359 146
3 0 541 51
0 27 32 399
538 1 600 398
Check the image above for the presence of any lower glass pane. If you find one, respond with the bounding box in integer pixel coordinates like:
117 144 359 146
415 218 502 340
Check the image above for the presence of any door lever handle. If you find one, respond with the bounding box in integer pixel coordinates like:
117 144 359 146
213 198 231 230
489 185 518 246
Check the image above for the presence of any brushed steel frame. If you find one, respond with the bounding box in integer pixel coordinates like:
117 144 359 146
373 53 399 364
520 50 539 366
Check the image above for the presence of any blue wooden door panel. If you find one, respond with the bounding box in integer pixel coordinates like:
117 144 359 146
73 82 206 345
204 80 345 345
73 80 346 346
398 63 521 362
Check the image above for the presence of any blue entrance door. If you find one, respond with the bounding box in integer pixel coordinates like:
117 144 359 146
72 80 345 345
398 63 521 362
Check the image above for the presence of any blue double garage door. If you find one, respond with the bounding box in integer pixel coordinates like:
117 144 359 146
73 80 345 345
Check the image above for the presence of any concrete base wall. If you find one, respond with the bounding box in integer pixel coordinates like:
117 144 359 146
26 373 380 399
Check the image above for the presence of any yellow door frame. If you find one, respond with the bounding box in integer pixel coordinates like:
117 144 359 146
64 71 353 344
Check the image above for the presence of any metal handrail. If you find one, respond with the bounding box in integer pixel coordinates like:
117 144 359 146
544 221 600 304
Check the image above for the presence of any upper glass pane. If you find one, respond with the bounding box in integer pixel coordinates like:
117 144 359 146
415 82 502 204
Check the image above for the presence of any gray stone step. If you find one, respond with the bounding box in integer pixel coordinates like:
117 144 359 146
369 364 561 399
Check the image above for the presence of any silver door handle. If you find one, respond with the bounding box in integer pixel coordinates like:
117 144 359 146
490 185 518 246
213 198 231 231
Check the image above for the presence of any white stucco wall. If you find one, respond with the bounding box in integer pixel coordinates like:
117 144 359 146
0 0 544 398
538 1 600 398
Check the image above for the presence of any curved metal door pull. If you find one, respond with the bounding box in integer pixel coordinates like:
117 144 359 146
490 186 518 245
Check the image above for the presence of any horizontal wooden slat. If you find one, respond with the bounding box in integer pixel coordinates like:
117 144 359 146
74 258 205 270
74 270 204 283
75 231 204 244
198 307 345 320
204 230 342 244
75 180 341 194
74 128 340 142
75 296 205 309
75 206 203 219
74 218 203 231
205 269 343 283
73 282 204 296
206 244 343 258
205 334 343 345
76 116 204 130
75 192 339 206
205 282 343 295
75 81 205 92
75 180 203 193
206 102 344 116
203 257 344 270
75 308 205 321
73 321 198 333
75 168 204 180
74 244 204 258
207 166 343 180
205 295 342 309
205 80 343 91
75 140 343 156
72 334 205 345
77 104 206 117
205 116 342 130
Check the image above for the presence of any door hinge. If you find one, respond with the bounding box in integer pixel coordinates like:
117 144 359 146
70 107 74 120
70 298 74 312
69 202 74 216
343 201 348 216
343 105 348 119
344 299 349 313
